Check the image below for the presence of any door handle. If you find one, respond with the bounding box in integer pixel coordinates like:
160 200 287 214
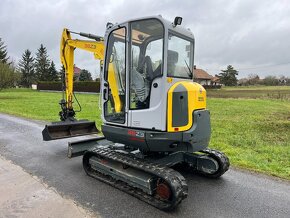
103 88 108 100
103 82 109 100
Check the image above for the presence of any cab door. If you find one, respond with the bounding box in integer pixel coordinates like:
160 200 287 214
128 18 166 131
102 26 128 126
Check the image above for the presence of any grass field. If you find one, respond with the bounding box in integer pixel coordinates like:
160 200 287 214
0 87 289 180
207 85 290 99
0 89 103 127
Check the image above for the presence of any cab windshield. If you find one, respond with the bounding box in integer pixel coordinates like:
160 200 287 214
167 33 193 79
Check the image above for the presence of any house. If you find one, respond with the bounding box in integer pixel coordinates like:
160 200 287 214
193 66 213 85
73 65 82 81
211 76 221 86
193 66 222 87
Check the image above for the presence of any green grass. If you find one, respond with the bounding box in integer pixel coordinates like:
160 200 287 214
207 85 290 99
208 98 290 179
0 88 289 180
222 85 290 91
0 89 102 127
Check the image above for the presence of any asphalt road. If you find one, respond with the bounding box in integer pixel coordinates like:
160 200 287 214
0 113 289 218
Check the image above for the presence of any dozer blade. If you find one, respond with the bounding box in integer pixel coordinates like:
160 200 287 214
42 120 99 141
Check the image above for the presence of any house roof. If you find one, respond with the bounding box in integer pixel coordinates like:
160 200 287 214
194 68 213 80
212 76 220 82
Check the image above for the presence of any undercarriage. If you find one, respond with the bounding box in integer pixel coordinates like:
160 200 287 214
69 137 230 211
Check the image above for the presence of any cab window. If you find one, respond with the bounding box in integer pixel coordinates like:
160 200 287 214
167 34 193 79
130 19 164 109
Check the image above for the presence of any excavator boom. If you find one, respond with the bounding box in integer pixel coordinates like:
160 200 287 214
42 29 104 141
60 28 105 111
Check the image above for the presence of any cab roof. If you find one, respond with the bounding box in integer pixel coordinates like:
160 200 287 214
107 15 194 41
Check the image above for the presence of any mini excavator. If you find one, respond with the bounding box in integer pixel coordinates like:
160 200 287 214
42 16 229 211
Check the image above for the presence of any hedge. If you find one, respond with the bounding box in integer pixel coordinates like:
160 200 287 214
202 85 222 89
37 81 100 93
37 81 219 93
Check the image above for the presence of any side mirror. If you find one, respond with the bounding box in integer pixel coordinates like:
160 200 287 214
106 22 114 29
173 17 182 27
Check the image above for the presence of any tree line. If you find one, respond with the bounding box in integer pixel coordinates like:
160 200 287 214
1 37 289 90
216 65 289 86
0 37 93 90
238 74 290 86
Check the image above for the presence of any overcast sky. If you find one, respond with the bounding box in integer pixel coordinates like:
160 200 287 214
1 0 290 78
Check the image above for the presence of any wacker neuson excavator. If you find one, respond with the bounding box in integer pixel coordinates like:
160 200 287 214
42 16 229 211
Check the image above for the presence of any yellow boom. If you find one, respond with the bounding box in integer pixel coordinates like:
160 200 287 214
60 28 105 110
60 28 122 113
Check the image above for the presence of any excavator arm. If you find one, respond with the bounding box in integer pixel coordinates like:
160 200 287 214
42 29 105 141
60 28 105 114
60 28 122 116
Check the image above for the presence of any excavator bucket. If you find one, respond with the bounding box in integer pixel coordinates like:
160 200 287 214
42 120 99 141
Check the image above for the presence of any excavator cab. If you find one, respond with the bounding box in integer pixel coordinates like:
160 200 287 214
100 17 204 143
96 16 210 153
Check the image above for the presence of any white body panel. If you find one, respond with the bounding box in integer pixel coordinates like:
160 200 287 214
129 77 166 131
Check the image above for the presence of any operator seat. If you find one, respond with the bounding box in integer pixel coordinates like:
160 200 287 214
167 50 178 77
143 56 154 80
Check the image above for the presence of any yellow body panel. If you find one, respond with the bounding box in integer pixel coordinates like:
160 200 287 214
167 81 206 132
108 63 122 112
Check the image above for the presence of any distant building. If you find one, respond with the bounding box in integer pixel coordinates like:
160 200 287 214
211 76 221 86
279 79 287 85
193 66 213 85
74 65 82 81
192 66 222 87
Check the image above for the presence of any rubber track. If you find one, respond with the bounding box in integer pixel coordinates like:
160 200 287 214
83 147 188 211
199 148 230 178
